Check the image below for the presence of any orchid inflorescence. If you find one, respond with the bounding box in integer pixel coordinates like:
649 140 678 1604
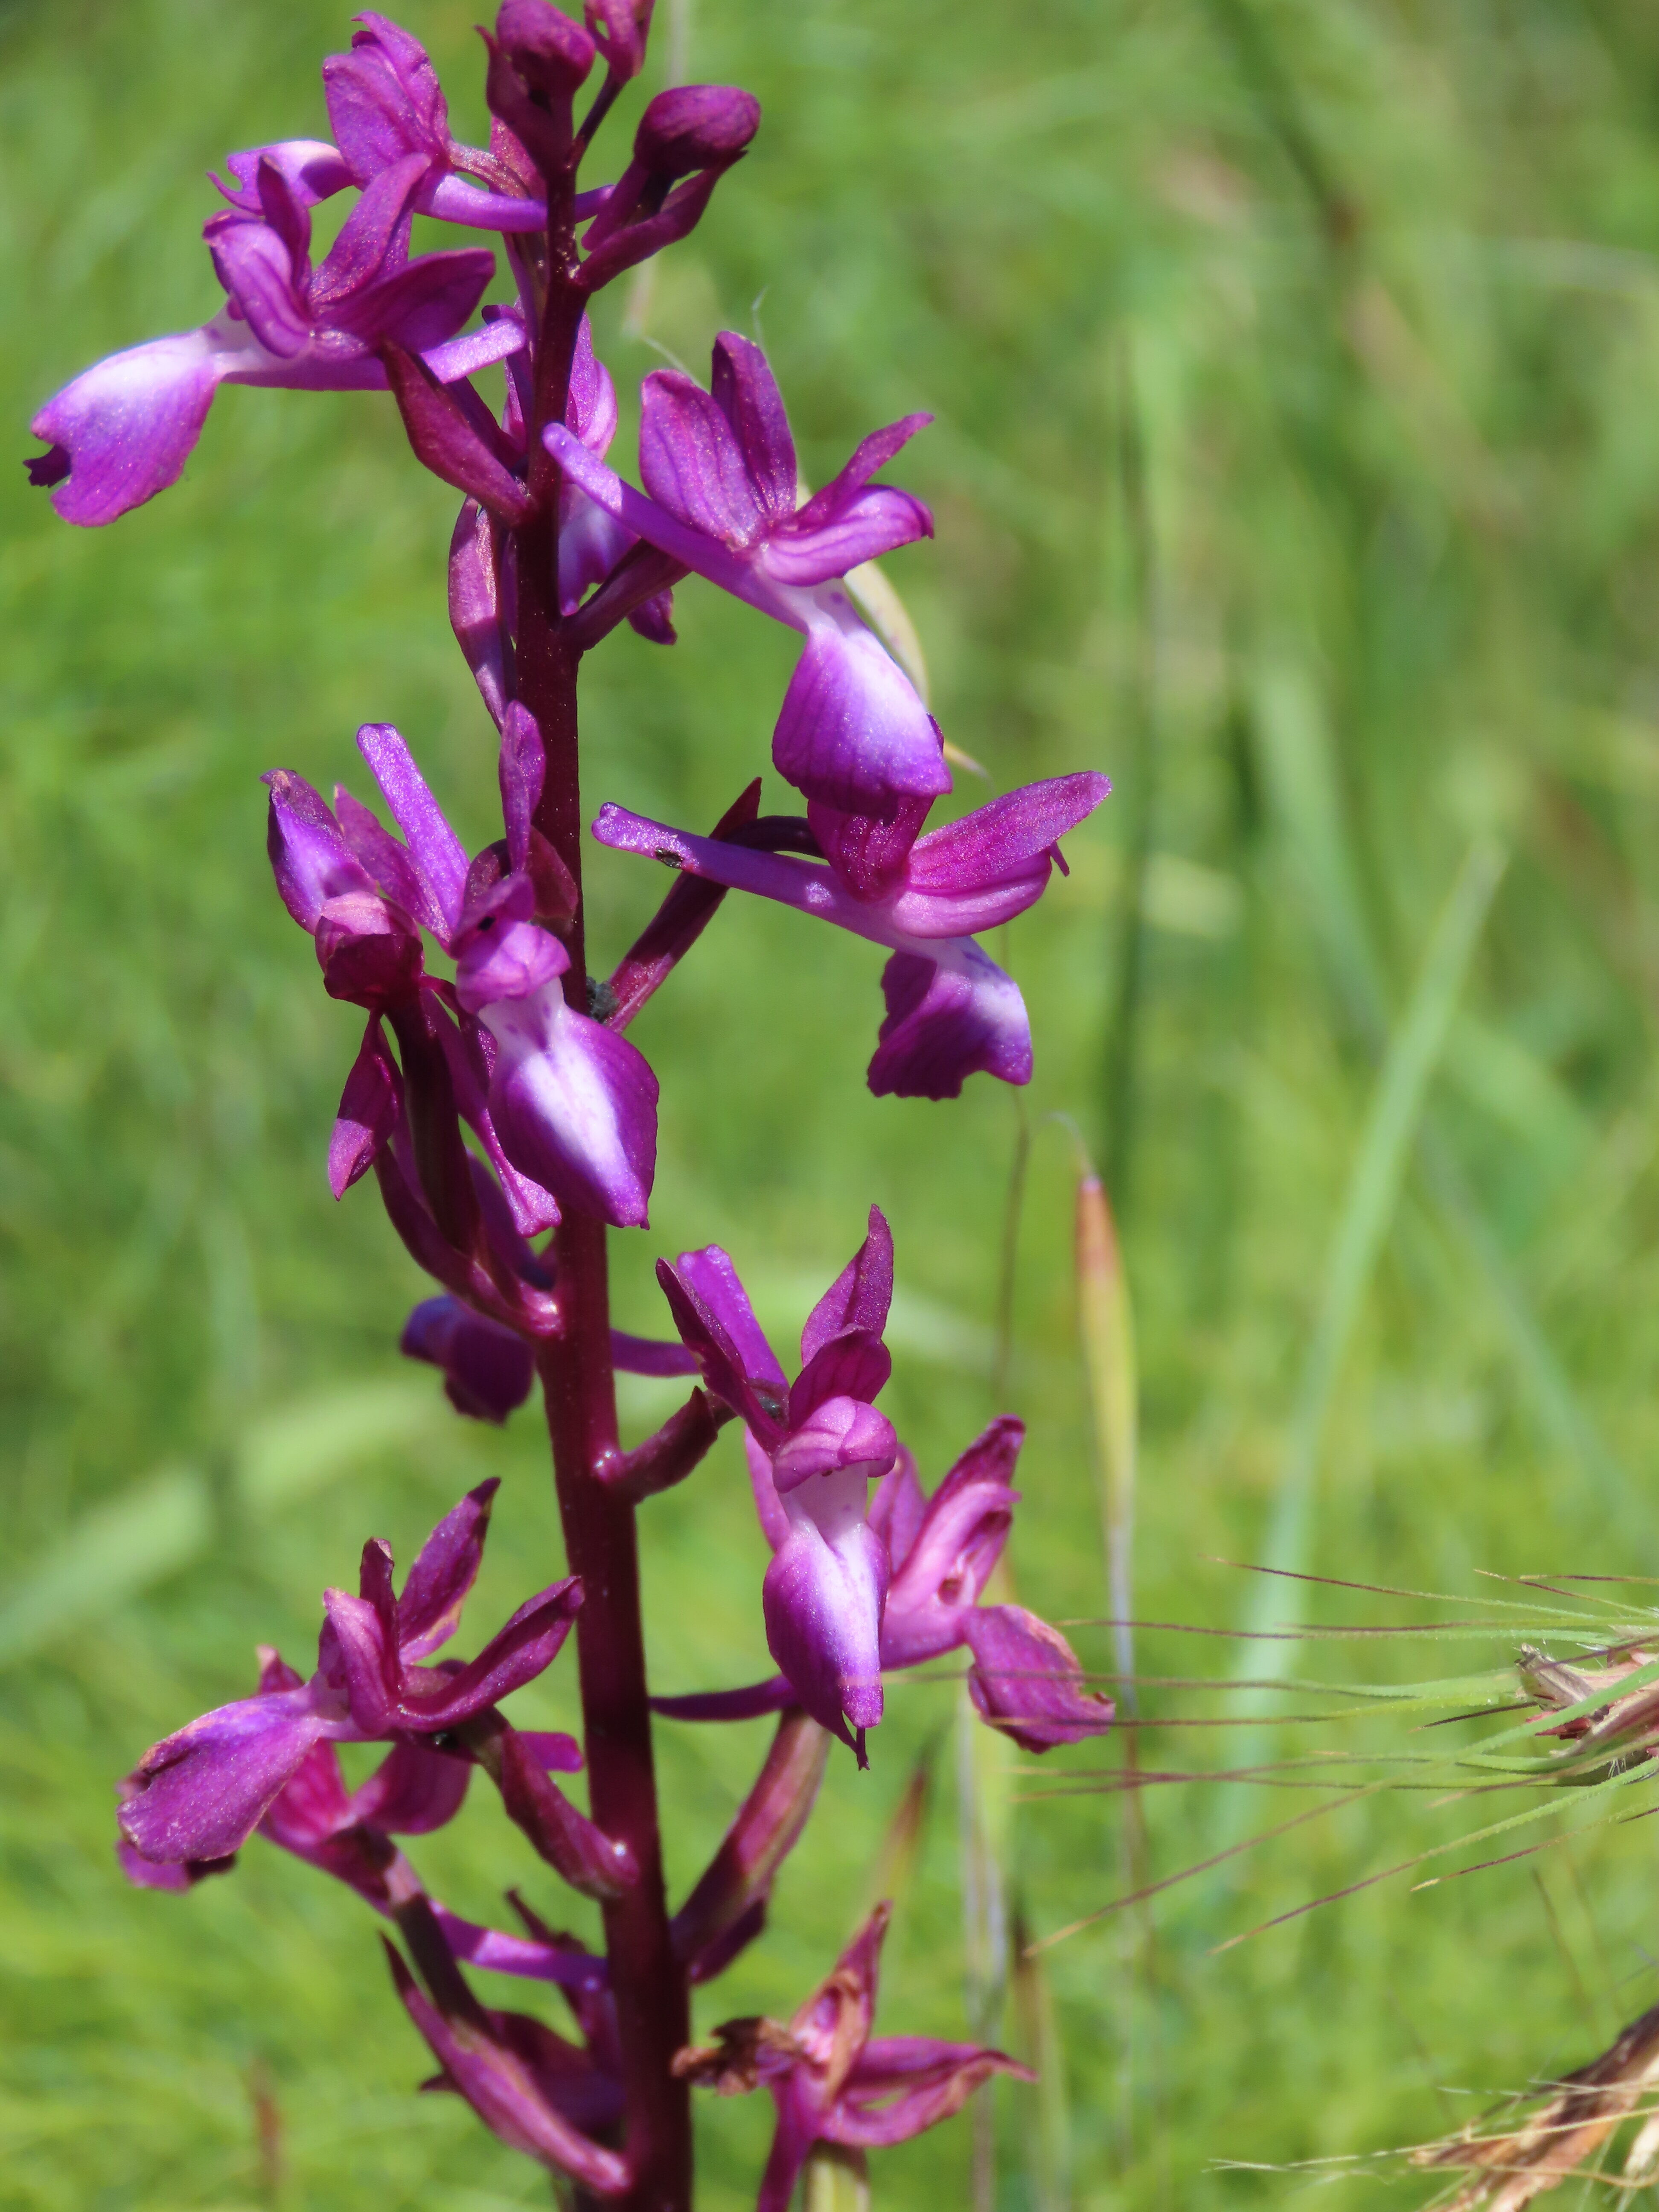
32 8 1113 2204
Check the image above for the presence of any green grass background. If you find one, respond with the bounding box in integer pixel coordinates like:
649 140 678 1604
8 0 1659 2205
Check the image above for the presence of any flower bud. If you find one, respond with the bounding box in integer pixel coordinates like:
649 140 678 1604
315 892 425 1009
494 0 596 97
635 84 760 182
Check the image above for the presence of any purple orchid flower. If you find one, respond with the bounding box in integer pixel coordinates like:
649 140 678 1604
266 710 658 1231
544 332 944 822
118 1480 581 1867
593 769 1109 1099
658 1418 1114 1754
29 145 523 527
656 1210 898 1760
675 1901 1030 2212
122 1640 617 2008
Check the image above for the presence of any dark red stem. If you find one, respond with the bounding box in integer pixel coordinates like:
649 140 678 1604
515 264 693 2212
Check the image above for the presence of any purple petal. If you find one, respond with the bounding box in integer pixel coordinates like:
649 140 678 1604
763 1477 889 1750
421 311 529 383
257 1712 354 1851
396 1478 500 1658
867 1447 926 1572
806 795 934 902
791 413 931 533
330 1018 400 1198
610 1328 699 1377
962 1604 1114 1751
30 328 236 527
117 1839 229 1891
396 1578 583 1729
453 915 566 1008
773 1391 896 1489
499 703 546 870
655 1247 789 1439
347 246 498 354
567 314 618 453
333 783 446 937
650 1675 796 1722
545 421 770 612
387 1948 630 2189
311 151 428 307
214 140 352 213
206 211 310 356
356 723 470 940
772 618 951 815
420 172 549 229
349 1737 471 1833
449 498 515 728
880 1418 1022 1669
801 1204 894 1362
640 366 772 548
320 1586 401 1735
402 1295 535 1423
434 1907 608 1991
888 772 1112 937
518 1728 584 1773
868 942 1031 1100
472 981 658 1228
745 1424 790 1551
709 332 797 529
764 486 933 589
119 1687 329 1863
263 770 375 931
827 2037 1031 2149
558 489 634 614
323 13 448 183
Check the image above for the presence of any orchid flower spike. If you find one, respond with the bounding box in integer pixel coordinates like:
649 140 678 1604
674 1901 1030 2212
657 1208 898 1760
545 332 943 823
594 769 1109 1099
117 1481 581 1868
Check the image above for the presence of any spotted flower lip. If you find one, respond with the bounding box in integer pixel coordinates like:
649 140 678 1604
592 768 1108 1099
544 330 944 819
116 1481 584 1867
674 1901 1030 2212
657 1211 898 1758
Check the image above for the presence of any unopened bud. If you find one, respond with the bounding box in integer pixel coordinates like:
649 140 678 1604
493 0 595 95
635 84 760 180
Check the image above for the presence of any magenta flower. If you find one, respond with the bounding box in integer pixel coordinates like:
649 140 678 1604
544 332 944 821
657 1210 899 1759
675 1901 1030 2212
658 1418 1113 1754
593 769 1109 1098
267 709 658 1231
29 149 522 527
118 1481 581 1867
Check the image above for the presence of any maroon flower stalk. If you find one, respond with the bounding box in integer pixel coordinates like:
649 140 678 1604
32 11 1112 2206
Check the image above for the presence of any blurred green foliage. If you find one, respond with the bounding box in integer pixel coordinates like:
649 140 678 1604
8 0 1659 2206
